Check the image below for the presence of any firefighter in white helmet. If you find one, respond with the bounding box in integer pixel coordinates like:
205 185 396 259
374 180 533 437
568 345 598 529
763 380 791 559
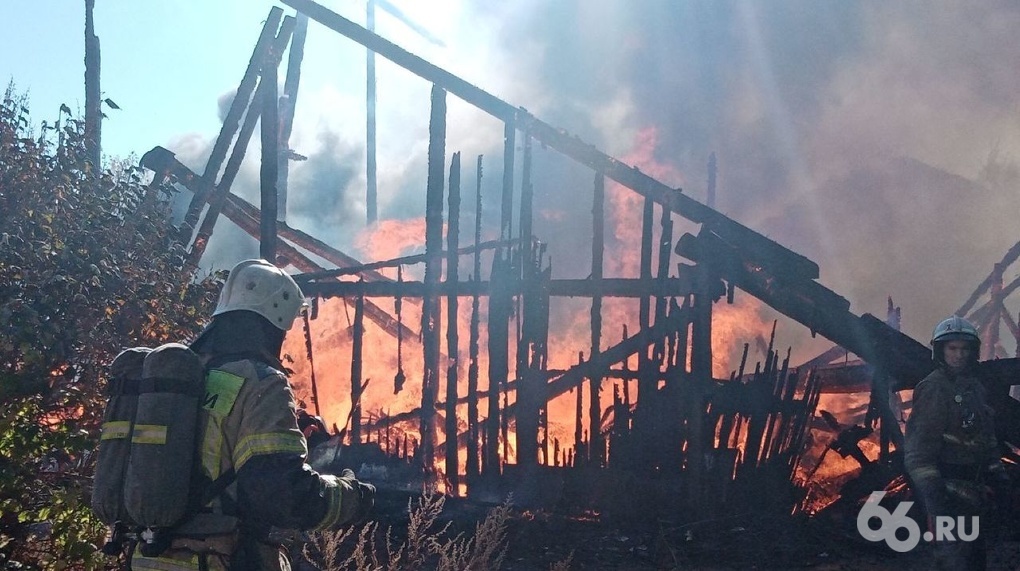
131 259 375 571
904 315 1009 570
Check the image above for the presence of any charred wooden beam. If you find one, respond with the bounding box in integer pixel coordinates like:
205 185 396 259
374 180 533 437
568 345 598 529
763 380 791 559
277 12 309 223
516 132 542 468
500 121 516 243
685 263 714 515
467 155 483 482
630 197 656 469
589 172 605 465
300 276 708 298
445 152 461 490
350 295 365 445
481 119 516 475
419 85 446 474
676 229 932 390
260 47 280 261
654 204 674 371
182 8 283 237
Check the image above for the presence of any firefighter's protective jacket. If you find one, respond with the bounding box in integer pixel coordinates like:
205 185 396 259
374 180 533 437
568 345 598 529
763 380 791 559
131 358 353 571
904 366 1003 515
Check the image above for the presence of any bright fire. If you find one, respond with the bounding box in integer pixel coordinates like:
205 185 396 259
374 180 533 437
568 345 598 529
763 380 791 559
281 127 781 487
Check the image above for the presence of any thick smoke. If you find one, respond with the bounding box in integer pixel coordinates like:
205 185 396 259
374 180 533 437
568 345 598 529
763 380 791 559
466 0 1020 353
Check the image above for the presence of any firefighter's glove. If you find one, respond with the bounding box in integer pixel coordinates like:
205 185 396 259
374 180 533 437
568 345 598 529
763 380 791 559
337 469 376 524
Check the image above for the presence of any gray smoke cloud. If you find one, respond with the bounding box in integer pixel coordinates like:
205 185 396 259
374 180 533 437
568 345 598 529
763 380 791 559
463 0 1020 355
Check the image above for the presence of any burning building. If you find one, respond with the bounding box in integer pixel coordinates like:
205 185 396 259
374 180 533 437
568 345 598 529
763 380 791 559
140 0 1020 523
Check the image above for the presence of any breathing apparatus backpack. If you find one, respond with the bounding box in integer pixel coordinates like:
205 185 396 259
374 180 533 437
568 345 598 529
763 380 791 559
91 342 206 556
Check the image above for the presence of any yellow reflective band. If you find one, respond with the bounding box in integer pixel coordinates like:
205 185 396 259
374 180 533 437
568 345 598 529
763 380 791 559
203 370 245 418
201 415 224 482
234 431 306 470
100 421 131 441
131 553 200 571
315 478 344 530
131 424 168 445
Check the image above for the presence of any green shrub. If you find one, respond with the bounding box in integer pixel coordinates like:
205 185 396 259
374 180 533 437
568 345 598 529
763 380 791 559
0 85 218 570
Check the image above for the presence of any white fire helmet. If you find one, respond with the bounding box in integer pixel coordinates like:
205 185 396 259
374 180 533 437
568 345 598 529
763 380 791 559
930 315 980 361
213 259 307 331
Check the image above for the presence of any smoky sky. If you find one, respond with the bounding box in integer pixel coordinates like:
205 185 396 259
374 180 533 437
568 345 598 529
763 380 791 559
464 0 1020 350
286 128 362 229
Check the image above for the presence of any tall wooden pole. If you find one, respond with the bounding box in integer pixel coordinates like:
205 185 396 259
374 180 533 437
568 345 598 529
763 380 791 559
366 0 378 223
259 48 280 261
84 0 101 168
633 196 655 466
277 12 308 223
687 265 713 517
350 295 365 446
516 135 539 467
445 152 461 491
589 171 605 465
466 155 483 481
485 121 514 474
419 85 446 474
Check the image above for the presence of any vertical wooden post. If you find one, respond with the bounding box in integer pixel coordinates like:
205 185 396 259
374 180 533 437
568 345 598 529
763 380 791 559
350 295 365 446
302 312 321 417
516 134 539 467
420 85 446 475
574 352 584 463
445 152 461 491
633 197 654 466
84 0 101 168
655 206 674 369
589 171 605 465
467 155 483 481
687 264 713 517
277 12 309 223
499 121 516 244
485 121 515 474
259 50 280 261
365 0 378 223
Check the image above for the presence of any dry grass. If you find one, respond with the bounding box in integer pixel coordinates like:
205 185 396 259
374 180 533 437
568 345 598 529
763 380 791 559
302 490 512 571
